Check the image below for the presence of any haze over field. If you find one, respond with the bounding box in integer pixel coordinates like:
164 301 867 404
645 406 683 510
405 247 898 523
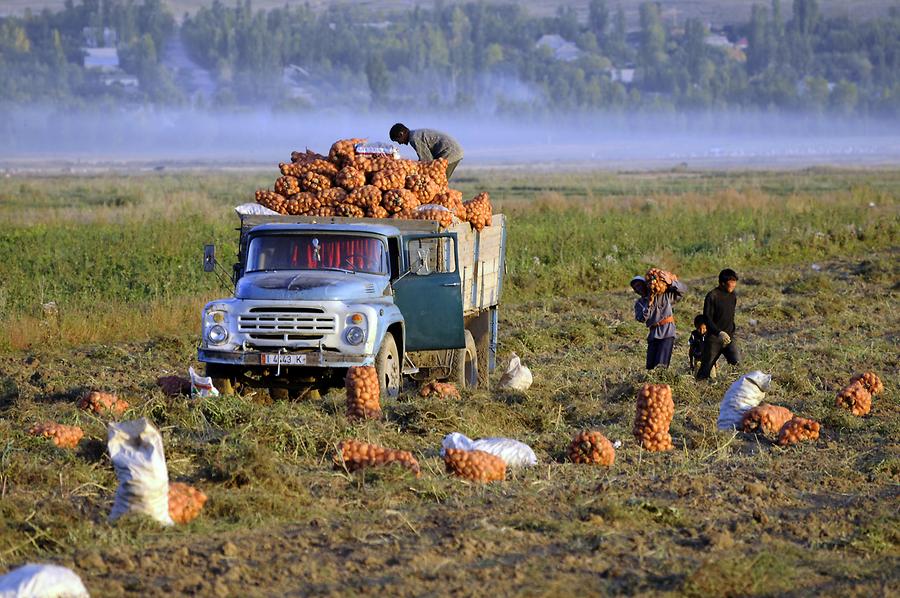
3 109 900 171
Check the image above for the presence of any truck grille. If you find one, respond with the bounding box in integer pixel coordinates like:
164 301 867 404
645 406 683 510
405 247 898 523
238 307 336 342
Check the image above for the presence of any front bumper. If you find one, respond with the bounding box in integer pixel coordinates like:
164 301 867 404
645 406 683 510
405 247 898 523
199 348 374 368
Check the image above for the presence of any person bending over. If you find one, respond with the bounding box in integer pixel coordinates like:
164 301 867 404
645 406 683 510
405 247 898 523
696 268 740 380
389 123 464 179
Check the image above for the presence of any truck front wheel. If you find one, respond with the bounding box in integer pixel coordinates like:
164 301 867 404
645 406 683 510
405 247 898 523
205 364 238 396
451 330 478 389
375 333 401 398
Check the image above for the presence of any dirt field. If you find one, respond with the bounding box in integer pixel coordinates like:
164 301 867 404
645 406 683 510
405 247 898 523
0 169 897 596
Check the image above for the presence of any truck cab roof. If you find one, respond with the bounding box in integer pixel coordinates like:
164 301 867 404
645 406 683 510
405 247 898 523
247 222 404 238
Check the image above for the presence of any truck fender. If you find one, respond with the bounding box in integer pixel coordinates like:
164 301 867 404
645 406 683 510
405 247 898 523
371 309 405 360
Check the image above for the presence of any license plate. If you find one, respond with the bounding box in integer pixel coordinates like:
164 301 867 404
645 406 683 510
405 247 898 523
262 353 306 365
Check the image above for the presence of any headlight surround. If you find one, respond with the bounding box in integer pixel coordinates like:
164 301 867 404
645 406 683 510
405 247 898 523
208 324 228 344
345 326 365 345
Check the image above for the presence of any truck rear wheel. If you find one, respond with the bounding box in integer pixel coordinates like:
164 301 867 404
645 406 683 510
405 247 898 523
375 333 401 398
450 330 478 389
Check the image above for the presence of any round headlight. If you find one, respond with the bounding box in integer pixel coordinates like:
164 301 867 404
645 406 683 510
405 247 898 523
208 325 228 344
345 326 365 345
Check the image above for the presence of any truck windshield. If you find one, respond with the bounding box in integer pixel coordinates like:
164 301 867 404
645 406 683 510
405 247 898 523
246 234 388 275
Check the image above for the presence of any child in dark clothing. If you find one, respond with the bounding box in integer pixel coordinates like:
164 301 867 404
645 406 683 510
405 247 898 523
688 314 707 372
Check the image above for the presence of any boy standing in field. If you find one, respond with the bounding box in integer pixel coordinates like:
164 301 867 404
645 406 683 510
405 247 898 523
631 272 687 370
696 269 740 380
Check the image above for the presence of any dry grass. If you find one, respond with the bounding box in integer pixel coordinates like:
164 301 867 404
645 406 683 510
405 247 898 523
0 168 897 595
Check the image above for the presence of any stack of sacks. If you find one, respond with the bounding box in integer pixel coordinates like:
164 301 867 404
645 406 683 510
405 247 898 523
633 383 675 451
345 366 382 420
835 371 883 416
254 138 493 231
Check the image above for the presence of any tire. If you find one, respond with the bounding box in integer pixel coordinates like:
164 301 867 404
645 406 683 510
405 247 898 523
269 387 289 401
375 332 401 398
450 330 478 389
205 364 237 395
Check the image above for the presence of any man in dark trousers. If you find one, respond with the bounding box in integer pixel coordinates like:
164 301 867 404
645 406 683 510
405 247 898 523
632 273 687 369
696 268 741 380
389 123 464 179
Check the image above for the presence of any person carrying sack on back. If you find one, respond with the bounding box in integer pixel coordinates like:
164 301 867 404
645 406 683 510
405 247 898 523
696 268 741 380
631 271 687 370
389 123 464 179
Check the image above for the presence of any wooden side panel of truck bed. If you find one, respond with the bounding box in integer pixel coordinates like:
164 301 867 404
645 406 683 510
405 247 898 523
455 215 505 314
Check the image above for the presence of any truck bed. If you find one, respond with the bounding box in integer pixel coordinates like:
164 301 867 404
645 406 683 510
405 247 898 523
239 214 507 314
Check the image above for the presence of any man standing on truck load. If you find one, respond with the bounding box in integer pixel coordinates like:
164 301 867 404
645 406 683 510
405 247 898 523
389 123 464 179
696 269 741 380
631 273 687 369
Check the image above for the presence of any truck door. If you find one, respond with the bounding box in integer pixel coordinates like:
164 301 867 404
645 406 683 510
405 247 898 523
393 233 466 351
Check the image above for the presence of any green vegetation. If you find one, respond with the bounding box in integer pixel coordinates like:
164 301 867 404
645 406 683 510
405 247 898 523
2 0 900 114
0 169 897 595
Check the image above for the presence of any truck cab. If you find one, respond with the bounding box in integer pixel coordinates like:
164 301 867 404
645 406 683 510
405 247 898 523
199 215 505 398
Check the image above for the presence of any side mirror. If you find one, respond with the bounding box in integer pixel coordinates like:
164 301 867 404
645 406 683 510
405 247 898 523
203 244 216 272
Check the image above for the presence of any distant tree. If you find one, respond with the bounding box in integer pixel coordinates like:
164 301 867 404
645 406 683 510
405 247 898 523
555 6 580 40
830 79 858 113
804 75 829 111
747 5 770 74
588 0 609 40
365 54 390 104
639 2 668 89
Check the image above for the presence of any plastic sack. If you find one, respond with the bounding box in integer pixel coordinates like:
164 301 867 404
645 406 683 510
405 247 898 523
189 366 219 398
355 141 400 158
107 418 173 525
717 371 772 431
0 564 89 598
498 353 533 391
440 432 537 468
234 203 279 216
415 204 452 214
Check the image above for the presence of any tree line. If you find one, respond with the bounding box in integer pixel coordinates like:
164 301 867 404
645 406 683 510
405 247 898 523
1 0 898 115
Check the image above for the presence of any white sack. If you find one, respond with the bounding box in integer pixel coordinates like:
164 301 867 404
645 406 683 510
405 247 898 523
107 418 173 525
498 353 533 391
189 366 219 398
717 371 772 431
0 563 89 598
234 203 279 216
440 432 537 467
